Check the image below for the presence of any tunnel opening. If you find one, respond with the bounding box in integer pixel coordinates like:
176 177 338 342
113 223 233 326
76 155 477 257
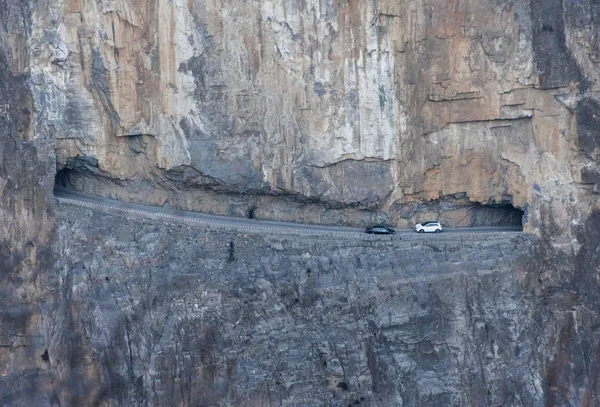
54 156 526 230
54 154 107 194
247 205 257 219
54 166 71 188
398 193 525 229
54 165 84 193
468 202 524 228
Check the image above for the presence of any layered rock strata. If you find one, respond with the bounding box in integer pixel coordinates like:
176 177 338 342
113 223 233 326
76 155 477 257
1 0 600 405
31 0 598 234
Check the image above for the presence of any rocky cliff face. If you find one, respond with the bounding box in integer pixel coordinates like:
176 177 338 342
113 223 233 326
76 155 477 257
2 0 600 405
37 0 599 233
0 2 58 405
45 203 600 406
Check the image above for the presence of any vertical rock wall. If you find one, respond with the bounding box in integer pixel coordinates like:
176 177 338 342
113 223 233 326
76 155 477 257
35 0 598 233
0 2 57 405
1 0 600 405
46 204 600 406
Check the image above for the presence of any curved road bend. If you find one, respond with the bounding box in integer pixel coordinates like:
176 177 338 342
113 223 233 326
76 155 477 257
54 187 523 237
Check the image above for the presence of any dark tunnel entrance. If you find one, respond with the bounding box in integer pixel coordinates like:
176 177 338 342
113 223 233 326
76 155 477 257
54 157 527 231
468 202 524 228
54 165 82 192
54 155 104 193
54 167 70 188
404 193 526 230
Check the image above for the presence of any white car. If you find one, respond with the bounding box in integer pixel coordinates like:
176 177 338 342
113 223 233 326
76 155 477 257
415 221 442 233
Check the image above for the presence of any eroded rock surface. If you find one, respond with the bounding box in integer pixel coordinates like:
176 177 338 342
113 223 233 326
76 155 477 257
0 2 58 406
2 0 600 405
32 0 597 233
45 203 600 406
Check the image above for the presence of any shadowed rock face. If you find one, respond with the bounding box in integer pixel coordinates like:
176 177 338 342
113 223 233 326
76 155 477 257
576 98 600 192
0 2 57 406
530 0 586 89
2 0 600 405
42 203 599 406
28 0 596 234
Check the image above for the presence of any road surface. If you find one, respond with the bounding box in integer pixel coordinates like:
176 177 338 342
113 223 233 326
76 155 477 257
54 187 523 237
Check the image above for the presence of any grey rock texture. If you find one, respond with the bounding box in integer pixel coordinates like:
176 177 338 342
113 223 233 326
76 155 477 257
0 2 57 406
1 0 600 406
43 203 597 406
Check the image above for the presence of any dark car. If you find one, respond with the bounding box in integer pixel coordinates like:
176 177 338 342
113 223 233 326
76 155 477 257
365 225 396 235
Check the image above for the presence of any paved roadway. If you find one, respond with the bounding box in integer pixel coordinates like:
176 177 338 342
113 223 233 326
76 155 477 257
54 187 523 237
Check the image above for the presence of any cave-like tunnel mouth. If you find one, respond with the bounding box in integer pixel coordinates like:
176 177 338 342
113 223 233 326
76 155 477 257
468 202 524 229
54 166 83 193
54 159 526 231
54 154 102 193
54 167 71 189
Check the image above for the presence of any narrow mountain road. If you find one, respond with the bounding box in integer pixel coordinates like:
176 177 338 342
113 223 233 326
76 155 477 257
54 187 523 238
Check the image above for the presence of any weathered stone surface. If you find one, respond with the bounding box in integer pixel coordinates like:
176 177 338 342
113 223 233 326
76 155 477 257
531 0 586 89
31 0 597 234
3 0 600 405
0 2 57 406
43 202 599 406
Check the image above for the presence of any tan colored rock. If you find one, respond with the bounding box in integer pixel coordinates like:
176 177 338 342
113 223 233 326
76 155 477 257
32 0 599 236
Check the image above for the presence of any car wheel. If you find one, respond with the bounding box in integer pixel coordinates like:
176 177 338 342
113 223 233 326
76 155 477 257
435 229 441 233
418 229 424 233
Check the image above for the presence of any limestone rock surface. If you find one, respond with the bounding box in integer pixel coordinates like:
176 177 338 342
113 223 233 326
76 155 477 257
2 0 600 406
33 0 598 234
